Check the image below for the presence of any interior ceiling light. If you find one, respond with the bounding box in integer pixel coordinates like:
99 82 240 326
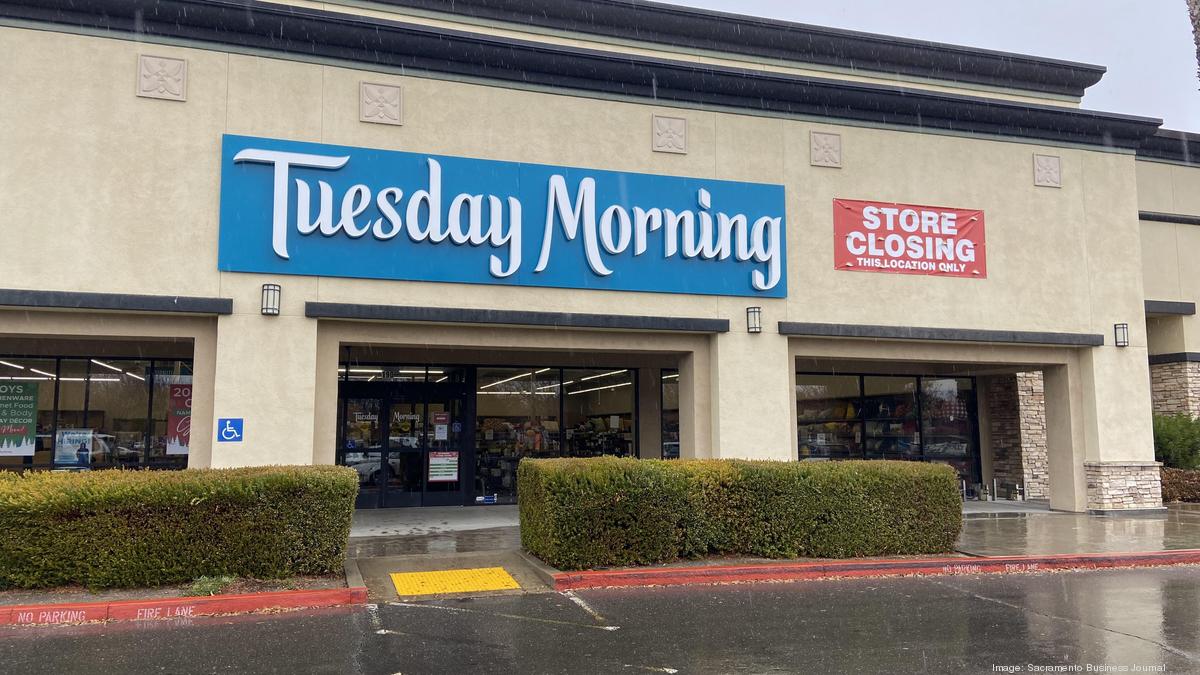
567 381 633 396
0 360 26 370
579 369 627 382
90 359 124 373
479 371 536 390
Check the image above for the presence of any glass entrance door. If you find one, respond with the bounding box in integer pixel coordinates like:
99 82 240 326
381 392 424 508
338 377 472 508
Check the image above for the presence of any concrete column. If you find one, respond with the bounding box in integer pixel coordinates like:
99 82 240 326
311 324 341 465
186 322 218 469
1044 363 1087 512
708 329 794 461
209 276 320 468
637 367 663 459
1073 345 1163 512
677 348 712 459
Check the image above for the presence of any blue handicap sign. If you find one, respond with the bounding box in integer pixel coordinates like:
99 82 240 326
217 418 244 443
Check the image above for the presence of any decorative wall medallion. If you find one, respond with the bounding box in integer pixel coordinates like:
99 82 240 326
360 82 403 125
1033 154 1062 188
810 131 842 168
651 115 687 154
136 55 187 101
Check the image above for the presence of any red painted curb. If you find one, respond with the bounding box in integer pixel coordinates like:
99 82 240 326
551 549 1200 590
0 587 369 627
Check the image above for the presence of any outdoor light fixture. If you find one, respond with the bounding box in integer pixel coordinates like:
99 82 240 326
261 283 281 316
746 306 763 334
1114 322 1130 348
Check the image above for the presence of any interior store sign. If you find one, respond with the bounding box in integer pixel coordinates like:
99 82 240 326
218 135 787 297
833 198 986 279
0 382 38 457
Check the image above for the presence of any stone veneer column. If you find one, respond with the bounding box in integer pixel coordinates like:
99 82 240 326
985 372 1049 499
1149 361 1200 417
1084 461 1164 512
1014 372 1049 499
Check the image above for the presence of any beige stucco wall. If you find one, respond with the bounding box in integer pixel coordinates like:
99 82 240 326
1138 160 1200 354
0 25 1158 506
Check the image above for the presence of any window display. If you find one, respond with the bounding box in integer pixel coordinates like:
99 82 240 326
563 369 635 458
0 355 194 473
475 368 562 504
796 375 861 459
862 376 920 459
0 358 55 471
920 377 977 480
796 372 980 482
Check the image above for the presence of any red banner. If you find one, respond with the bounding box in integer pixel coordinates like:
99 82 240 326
166 384 191 455
833 199 986 278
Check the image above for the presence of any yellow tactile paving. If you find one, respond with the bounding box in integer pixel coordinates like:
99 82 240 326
390 566 521 597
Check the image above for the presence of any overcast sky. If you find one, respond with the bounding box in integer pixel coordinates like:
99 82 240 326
660 0 1200 130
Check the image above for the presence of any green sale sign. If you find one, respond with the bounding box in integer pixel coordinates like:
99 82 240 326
0 382 38 457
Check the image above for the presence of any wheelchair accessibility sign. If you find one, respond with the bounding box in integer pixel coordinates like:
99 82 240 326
217 418 244 443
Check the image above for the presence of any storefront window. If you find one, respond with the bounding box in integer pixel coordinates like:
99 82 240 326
475 368 561 502
0 356 194 473
661 369 679 459
564 369 635 458
54 359 90 468
0 358 56 470
87 360 151 468
150 361 192 469
796 372 980 482
862 376 920 459
921 377 979 482
796 374 862 459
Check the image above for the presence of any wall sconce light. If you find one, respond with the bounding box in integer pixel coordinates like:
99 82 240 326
746 306 762 334
1113 322 1129 347
261 284 281 316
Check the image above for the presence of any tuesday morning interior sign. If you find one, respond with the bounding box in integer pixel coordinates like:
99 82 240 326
218 135 787 297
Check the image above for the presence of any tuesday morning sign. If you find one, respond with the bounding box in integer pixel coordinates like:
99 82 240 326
218 135 787 297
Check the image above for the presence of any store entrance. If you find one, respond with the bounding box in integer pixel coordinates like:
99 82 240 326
338 373 473 508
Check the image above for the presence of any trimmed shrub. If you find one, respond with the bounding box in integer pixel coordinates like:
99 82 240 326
1161 467 1200 503
0 465 358 589
1154 414 1200 469
519 457 962 570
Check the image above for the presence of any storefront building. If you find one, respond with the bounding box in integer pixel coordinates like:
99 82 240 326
1 0 1197 513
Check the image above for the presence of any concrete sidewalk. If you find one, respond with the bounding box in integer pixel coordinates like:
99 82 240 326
957 505 1200 556
350 505 518 538
347 503 1200 599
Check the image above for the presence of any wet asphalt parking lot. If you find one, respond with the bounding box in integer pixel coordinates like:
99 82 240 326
4 566 1200 674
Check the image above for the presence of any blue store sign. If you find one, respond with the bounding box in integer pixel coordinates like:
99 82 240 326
218 135 787 297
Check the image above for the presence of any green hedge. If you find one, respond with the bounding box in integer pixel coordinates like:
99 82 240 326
1161 467 1200 503
0 465 358 589
1154 414 1200 469
519 457 962 570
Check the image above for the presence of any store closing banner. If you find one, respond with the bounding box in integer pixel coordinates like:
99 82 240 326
219 135 787 297
833 198 986 278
